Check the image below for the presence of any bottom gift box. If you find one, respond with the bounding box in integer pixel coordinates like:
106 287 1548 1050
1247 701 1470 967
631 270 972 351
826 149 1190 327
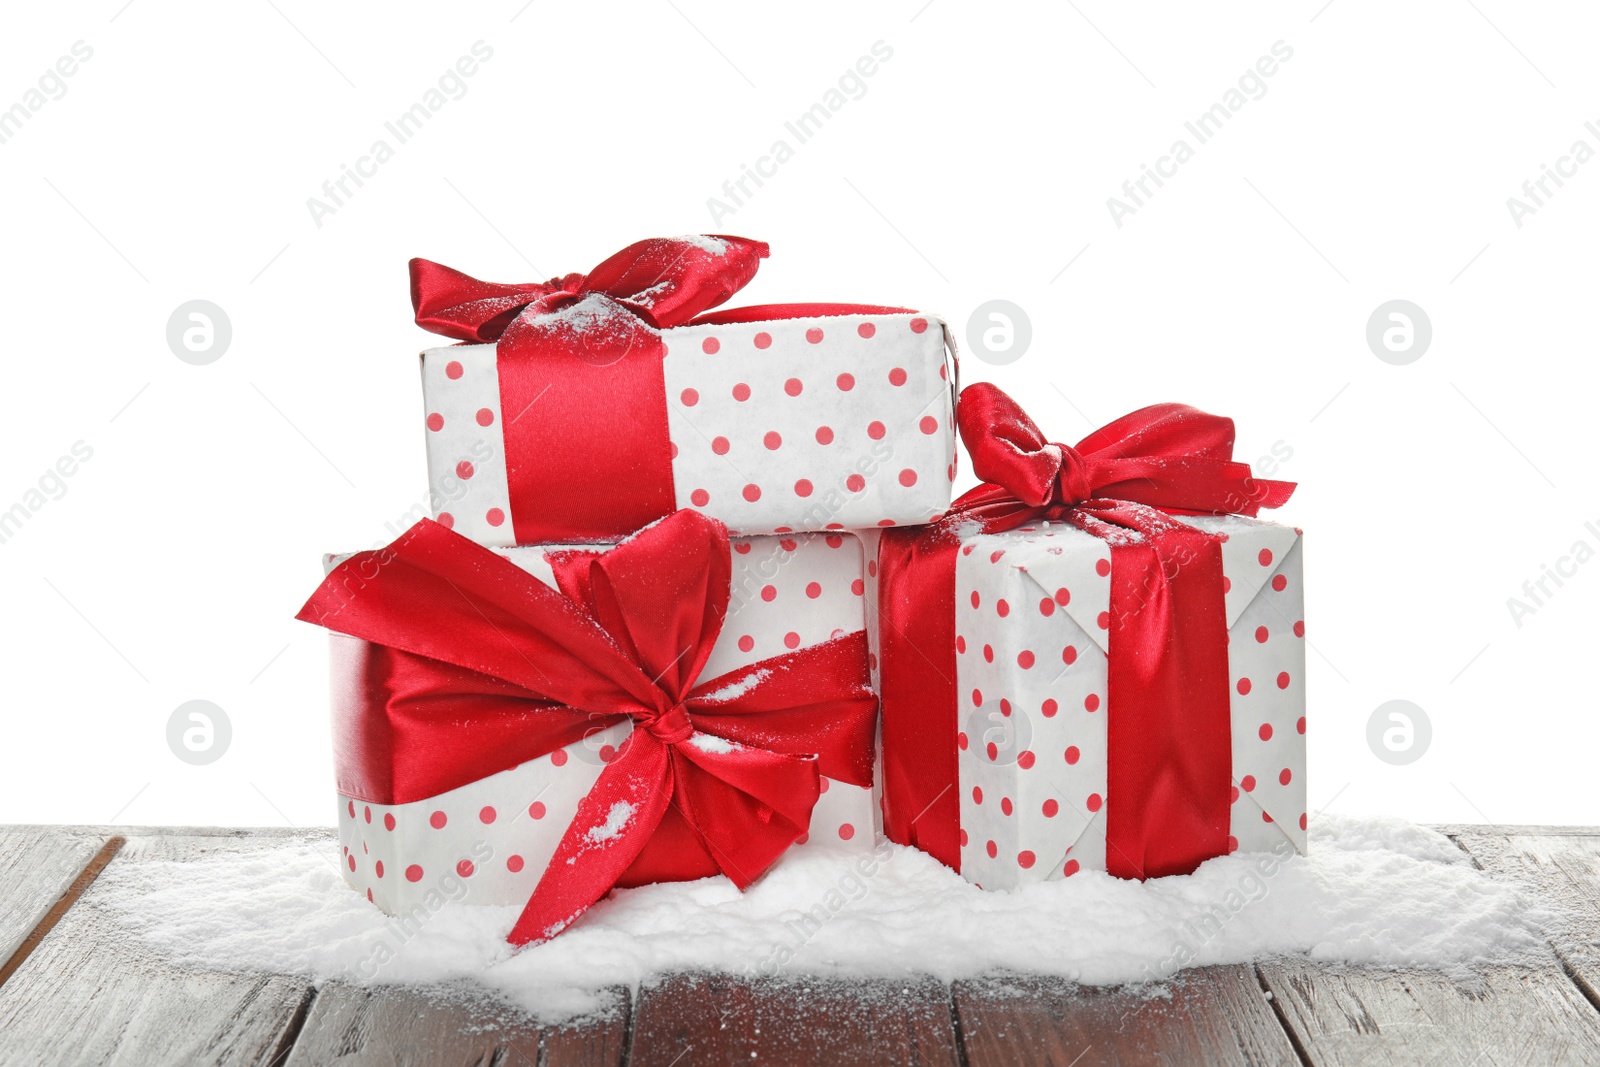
300 511 880 929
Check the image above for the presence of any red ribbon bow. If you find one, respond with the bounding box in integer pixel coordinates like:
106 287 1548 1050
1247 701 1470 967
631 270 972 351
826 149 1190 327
877 384 1295 881
297 509 876 945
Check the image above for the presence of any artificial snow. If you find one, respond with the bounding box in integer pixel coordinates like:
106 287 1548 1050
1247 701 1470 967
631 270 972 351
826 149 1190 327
687 732 739 753
697 669 771 704
586 801 635 843
96 816 1553 1025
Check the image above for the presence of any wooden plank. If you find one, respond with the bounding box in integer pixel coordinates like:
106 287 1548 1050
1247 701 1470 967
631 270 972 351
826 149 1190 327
281 982 627 1067
1456 831 1600 1006
0 827 115 971
0 831 319 1067
630 973 960 1067
953 967 1299 1067
1258 959 1600 1065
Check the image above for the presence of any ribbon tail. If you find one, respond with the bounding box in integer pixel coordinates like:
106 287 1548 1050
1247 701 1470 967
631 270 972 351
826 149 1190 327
507 735 672 946
668 741 820 890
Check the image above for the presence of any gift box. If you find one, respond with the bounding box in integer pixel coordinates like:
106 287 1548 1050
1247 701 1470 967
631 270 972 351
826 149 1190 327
875 384 1306 889
298 510 878 943
411 235 957 546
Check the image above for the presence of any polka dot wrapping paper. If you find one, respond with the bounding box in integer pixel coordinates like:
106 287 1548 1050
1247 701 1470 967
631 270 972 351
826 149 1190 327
330 531 878 915
420 312 957 547
875 513 1307 891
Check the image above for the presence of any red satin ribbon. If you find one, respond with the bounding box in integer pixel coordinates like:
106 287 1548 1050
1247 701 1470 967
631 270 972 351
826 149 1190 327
877 383 1295 880
411 239 920 542
298 509 876 944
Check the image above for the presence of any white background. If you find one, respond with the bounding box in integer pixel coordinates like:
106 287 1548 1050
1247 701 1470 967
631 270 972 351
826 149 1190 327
2 0 1594 829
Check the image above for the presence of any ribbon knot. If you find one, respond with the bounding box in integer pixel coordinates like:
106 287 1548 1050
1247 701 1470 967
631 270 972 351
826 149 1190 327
1054 443 1094 508
644 703 695 745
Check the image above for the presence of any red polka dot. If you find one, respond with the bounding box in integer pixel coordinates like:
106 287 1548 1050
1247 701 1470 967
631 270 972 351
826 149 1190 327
425 810 447 829
826 534 844 548
754 332 772 349
785 378 804 396
898 468 918 487
1280 768 1293 785
702 336 720 354
1272 574 1288 592
836 373 855 391
972 687 984 706
838 823 856 841
712 436 730 455
1262 811 1275 824
363 805 372 823
1095 558 1111 577
1062 645 1078 665
763 431 782 450
955 635 967 653
600 744 617 763
1017 850 1036 869
436 512 454 529
1300 813 1308 831
1042 698 1058 717
846 474 866 492
1231 786 1241 803
973 786 983 804
550 749 569 767
405 864 424 882
1084 693 1100 712
806 328 824 344
1038 597 1056 617
456 859 475 878
1237 678 1252 695
476 408 495 427
347 853 356 872
851 579 865 596
1043 799 1060 817
957 731 969 750
1097 611 1110 630
737 635 755 653
529 801 547 819
690 488 710 507
805 581 822 599
867 421 887 440
456 460 475 480
1241 775 1257 792
1086 793 1103 812
888 367 908 386
1258 548 1274 566
375 860 385 878
1017 650 1035 668
1297 716 1306 734
816 426 835 444
1227 836 1239 853
1293 621 1305 637
986 840 998 859
858 322 876 338
1278 672 1291 689
1065 746 1080 764
671 442 678 459
919 415 939 435
1017 750 1036 769
986 741 998 761
732 382 751 401
742 482 761 501
996 599 1010 618
1259 723 1273 741
1255 626 1269 643
426 412 444 432
479 806 497 824
445 360 463 379
383 813 396 831
999 699 1011 717
795 479 814 497
910 317 928 333
507 855 525 873
959 829 968 846
780 631 800 650
485 507 505 527
681 388 699 406
1223 577 1232 593
734 542 753 554
1064 859 1081 876
971 591 981 609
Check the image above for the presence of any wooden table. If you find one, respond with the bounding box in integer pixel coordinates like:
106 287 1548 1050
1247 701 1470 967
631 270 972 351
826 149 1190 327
4 826 1600 1065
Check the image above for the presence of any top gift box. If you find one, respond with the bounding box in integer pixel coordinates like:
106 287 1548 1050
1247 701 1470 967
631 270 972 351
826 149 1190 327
412 235 958 545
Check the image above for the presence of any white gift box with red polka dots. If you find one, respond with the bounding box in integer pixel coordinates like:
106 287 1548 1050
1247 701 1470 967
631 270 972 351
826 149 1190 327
420 312 957 547
951 514 1307 889
333 530 879 914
